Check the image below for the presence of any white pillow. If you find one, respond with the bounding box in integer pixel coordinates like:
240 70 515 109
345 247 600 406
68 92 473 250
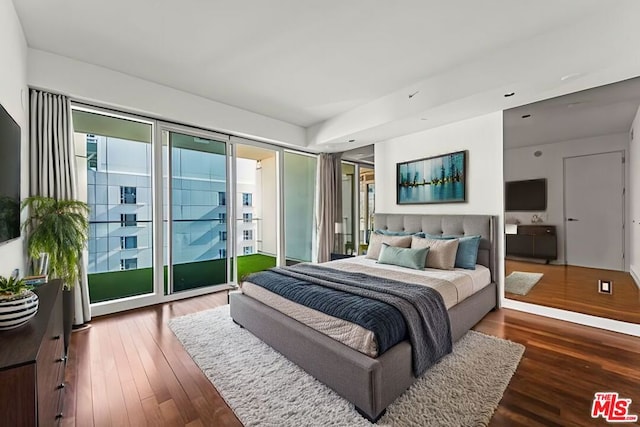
365 234 412 260
411 236 459 270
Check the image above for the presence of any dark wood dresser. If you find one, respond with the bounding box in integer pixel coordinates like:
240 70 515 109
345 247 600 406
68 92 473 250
506 225 557 262
0 280 65 426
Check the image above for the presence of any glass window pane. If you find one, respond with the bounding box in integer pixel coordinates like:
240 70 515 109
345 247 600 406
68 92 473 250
284 152 317 263
359 166 375 253
340 162 356 255
169 132 228 292
120 186 137 204
73 114 154 304
234 146 277 279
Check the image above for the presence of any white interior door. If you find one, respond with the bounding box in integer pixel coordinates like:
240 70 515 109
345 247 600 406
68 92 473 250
564 151 624 270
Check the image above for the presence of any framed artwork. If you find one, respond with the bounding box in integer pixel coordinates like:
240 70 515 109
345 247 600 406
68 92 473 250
397 150 467 204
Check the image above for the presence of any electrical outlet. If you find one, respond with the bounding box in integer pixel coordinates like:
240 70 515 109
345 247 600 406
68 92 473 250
598 279 613 294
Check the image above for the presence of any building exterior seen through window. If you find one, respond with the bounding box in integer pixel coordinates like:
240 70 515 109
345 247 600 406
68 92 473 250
79 133 259 276
120 214 137 227
120 186 137 204
87 134 98 170
120 258 138 270
120 236 137 250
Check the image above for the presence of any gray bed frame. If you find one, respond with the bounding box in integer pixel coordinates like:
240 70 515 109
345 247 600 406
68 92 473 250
230 214 498 422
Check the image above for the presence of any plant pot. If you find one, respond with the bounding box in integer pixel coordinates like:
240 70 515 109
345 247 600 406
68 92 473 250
0 291 39 330
63 287 74 356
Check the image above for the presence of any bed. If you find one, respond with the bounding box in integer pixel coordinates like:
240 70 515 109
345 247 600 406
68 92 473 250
229 214 498 422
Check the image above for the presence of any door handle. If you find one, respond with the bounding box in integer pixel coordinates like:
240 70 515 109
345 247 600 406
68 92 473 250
567 218 579 222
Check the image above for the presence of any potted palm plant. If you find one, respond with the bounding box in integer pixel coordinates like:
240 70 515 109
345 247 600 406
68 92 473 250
0 275 39 330
21 196 89 352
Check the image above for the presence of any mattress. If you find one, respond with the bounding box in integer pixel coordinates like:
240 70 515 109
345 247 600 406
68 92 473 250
242 257 491 357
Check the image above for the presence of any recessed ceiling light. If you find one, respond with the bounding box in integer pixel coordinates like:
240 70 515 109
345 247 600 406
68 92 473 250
504 92 515 97
561 73 583 81
521 114 531 119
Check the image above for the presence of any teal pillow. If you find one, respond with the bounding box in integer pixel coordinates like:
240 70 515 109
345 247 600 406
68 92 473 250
425 234 481 270
377 243 429 270
375 229 425 238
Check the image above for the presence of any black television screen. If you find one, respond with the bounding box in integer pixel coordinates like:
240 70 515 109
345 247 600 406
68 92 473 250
505 178 547 211
0 103 21 244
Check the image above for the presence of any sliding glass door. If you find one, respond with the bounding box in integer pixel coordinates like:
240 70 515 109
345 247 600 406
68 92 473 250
359 166 374 254
163 129 229 293
72 108 155 304
72 104 324 315
232 142 279 280
338 162 357 255
284 151 317 263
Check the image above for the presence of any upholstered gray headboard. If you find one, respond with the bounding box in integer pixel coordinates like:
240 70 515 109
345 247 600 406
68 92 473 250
374 214 497 281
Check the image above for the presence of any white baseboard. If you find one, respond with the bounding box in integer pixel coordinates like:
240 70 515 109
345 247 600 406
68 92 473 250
631 265 640 289
90 283 234 317
501 299 640 338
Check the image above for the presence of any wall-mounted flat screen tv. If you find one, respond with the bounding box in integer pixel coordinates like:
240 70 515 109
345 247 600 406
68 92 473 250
505 178 547 211
0 103 21 244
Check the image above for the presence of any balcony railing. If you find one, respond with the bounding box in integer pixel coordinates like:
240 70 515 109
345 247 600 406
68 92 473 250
88 253 276 303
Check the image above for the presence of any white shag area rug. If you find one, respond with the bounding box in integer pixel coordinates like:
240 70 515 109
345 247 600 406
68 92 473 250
169 305 524 427
505 271 544 296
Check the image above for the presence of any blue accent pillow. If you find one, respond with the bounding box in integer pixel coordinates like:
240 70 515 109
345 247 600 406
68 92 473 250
425 234 482 270
375 229 425 238
377 243 429 270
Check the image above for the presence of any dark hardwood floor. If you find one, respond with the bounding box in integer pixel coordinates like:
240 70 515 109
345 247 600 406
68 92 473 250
62 291 640 426
506 260 640 324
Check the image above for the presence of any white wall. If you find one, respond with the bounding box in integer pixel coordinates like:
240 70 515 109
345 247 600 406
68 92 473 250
504 133 630 267
375 111 504 295
0 0 28 277
375 112 504 216
630 106 640 286
28 49 306 148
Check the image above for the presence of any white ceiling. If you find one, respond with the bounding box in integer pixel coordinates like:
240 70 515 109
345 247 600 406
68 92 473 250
13 1 640 151
342 144 374 163
504 77 640 148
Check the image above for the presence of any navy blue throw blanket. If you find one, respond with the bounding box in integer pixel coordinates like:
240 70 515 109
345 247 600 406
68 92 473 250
246 263 452 377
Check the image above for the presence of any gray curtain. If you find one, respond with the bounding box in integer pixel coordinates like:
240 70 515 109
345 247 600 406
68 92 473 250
316 153 343 263
30 89 91 325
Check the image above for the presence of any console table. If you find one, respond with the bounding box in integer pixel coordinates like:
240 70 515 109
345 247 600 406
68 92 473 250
506 225 557 262
0 280 65 426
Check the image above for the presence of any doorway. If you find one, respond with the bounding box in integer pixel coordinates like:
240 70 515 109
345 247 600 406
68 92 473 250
502 76 640 326
231 142 280 282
